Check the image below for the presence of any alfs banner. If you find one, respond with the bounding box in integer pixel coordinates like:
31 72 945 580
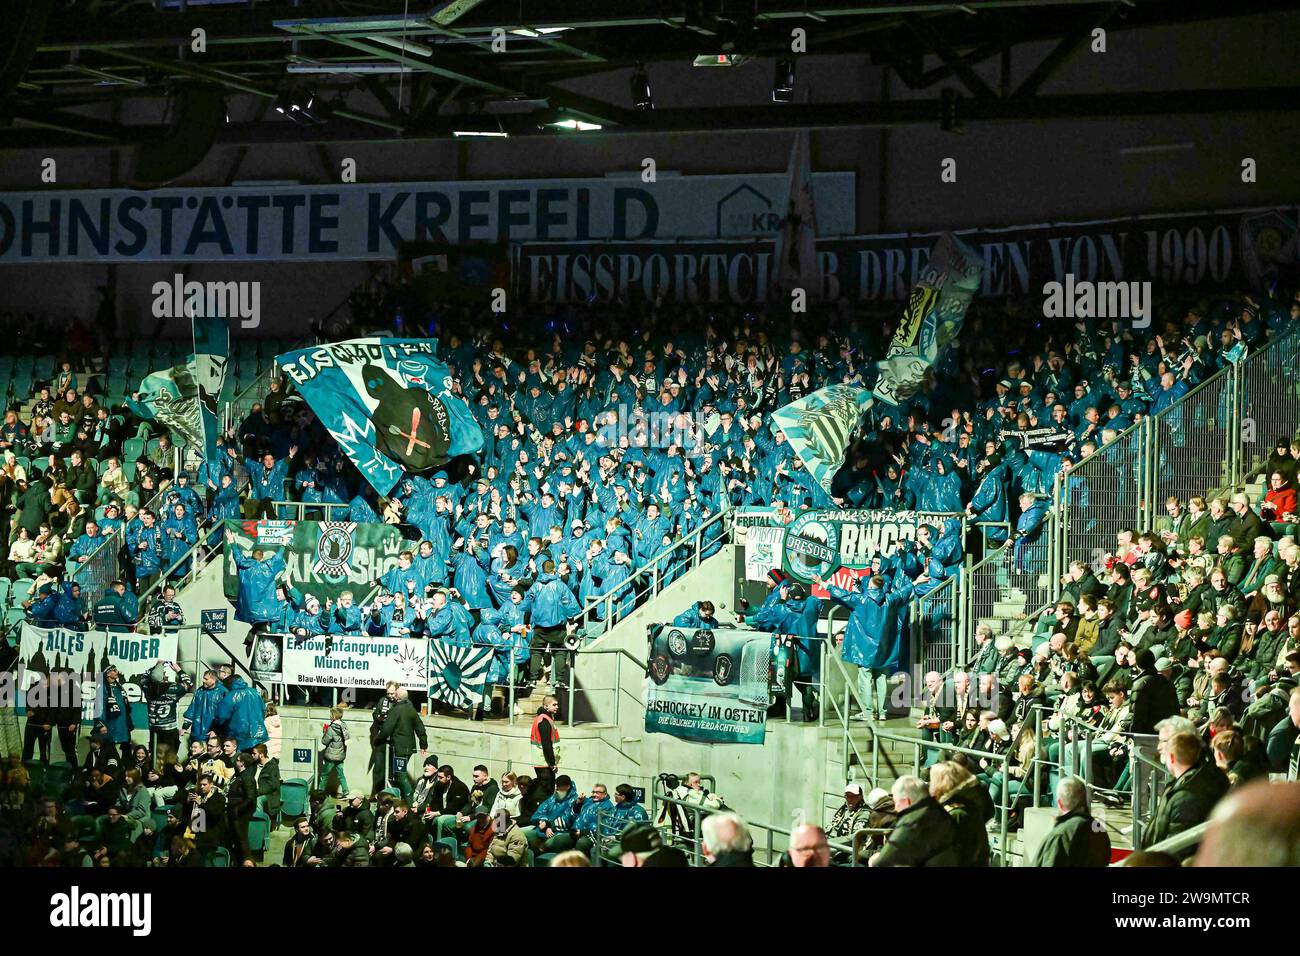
277 339 484 496
18 625 179 723
645 624 770 745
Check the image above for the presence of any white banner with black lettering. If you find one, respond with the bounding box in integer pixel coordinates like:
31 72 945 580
0 173 854 263
17 624 179 719
276 633 429 690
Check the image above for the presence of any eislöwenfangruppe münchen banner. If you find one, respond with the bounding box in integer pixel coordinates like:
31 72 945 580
0 172 854 263
514 205 1299 304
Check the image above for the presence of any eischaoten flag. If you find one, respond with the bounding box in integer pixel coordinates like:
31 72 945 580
277 338 484 496
771 385 874 496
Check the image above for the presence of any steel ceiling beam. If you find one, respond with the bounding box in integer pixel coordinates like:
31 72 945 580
5 85 1296 150
96 47 407 132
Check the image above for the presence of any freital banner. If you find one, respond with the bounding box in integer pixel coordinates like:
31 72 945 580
515 205 1299 304
0 172 853 263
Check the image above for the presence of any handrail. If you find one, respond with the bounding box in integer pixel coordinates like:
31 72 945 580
1109 820 1208 865
578 506 732 636
563 645 647 729
871 727 1017 866
819 606 878 792
640 789 865 867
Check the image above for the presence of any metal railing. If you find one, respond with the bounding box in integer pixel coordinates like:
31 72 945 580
819 605 878 791
578 507 732 637
268 500 353 521
561 646 646 729
1055 327 1300 582
871 728 1018 866
1109 820 1208 865
609 784 867 867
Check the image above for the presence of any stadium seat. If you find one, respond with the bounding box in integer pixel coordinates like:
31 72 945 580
248 809 273 852
121 461 137 482
41 763 73 799
437 836 458 858
123 438 145 462
205 846 232 867
279 779 310 819
4 608 26 633
10 581 32 605
0 579 10 605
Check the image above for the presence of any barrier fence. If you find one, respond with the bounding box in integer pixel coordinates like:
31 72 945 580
914 326 1300 676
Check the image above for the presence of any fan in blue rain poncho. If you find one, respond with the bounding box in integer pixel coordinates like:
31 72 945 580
817 546 916 723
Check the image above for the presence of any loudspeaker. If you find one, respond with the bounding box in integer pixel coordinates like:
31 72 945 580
130 83 226 187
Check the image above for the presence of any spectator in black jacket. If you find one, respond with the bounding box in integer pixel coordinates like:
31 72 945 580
375 801 427 865
869 775 960 868
428 765 471 842
334 791 375 839
1129 649 1181 735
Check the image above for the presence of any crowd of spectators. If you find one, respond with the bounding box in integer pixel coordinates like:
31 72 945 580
3 255 1300 868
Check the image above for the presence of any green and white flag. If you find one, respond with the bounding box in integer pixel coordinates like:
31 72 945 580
126 363 204 451
771 384 874 496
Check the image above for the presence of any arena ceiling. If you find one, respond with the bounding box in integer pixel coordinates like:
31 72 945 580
4 0 1300 150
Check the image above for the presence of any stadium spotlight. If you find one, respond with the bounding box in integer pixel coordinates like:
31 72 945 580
550 118 602 131
630 66 653 111
772 58 796 103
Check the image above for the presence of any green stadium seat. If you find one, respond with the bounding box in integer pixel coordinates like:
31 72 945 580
248 809 273 852
205 846 231 867
280 779 310 819
121 461 137 482
123 438 145 462
41 763 73 798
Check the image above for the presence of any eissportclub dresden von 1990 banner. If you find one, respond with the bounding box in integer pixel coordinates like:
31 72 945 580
222 518 406 608
644 624 771 745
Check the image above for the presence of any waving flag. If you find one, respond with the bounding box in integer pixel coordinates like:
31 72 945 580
427 641 494 710
773 129 819 298
771 384 874 496
126 363 204 451
872 232 982 408
277 338 483 497
192 313 229 462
